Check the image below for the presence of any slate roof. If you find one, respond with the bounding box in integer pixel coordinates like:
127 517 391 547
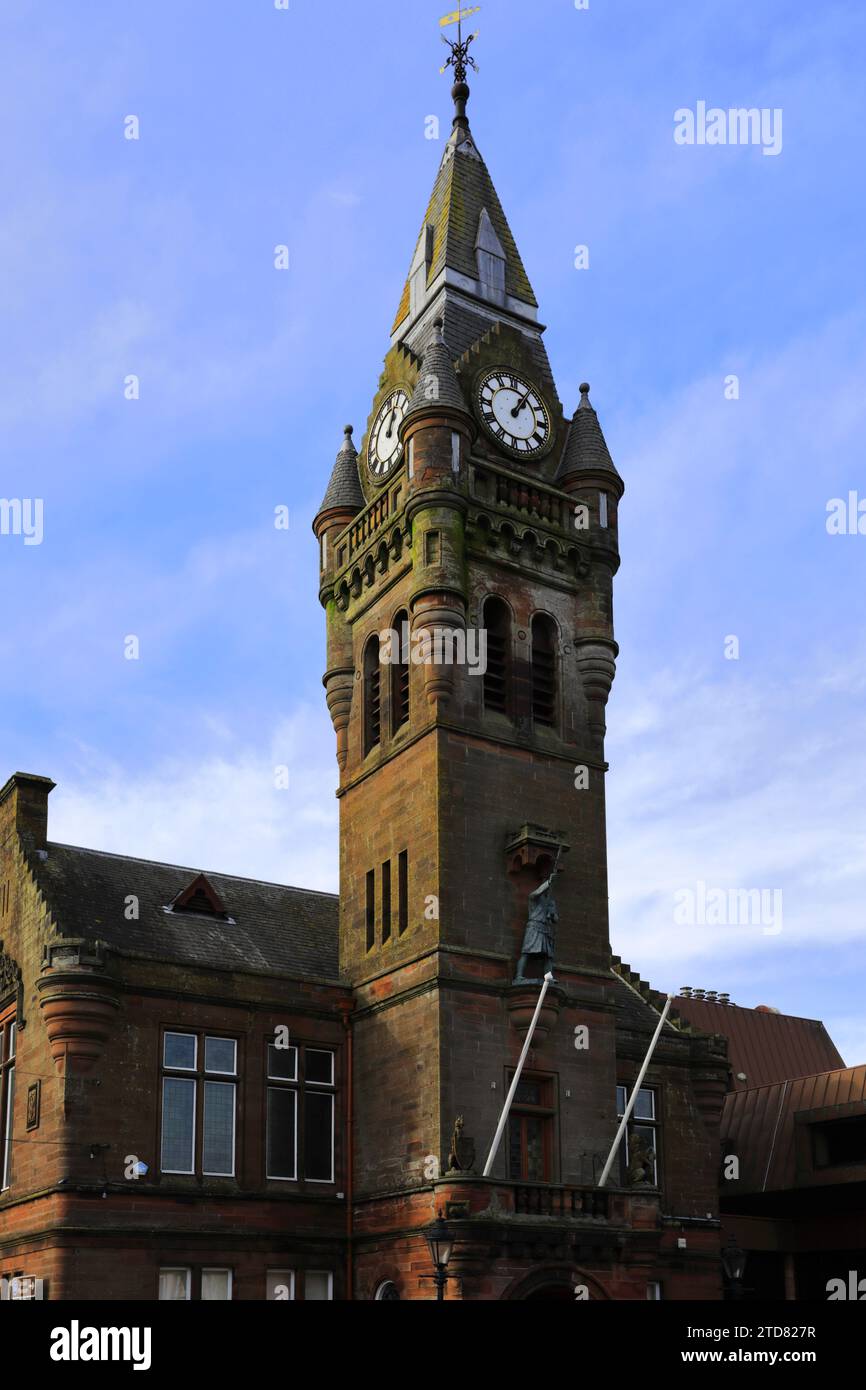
609 969 682 1039
557 385 621 484
672 996 844 1090
392 118 537 336
404 319 468 420
317 425 364 517
33 842 340 982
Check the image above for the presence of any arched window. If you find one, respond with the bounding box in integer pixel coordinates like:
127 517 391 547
363 636 382 754
482 596 510 714
391 610 410 733
531 615 557 728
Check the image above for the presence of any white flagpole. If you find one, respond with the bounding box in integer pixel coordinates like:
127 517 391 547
482 972 553 1178
597 993 673 1188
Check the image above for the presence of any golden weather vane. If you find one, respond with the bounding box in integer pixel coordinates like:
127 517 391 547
438 6 481 82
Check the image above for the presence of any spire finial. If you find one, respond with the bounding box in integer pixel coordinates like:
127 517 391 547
439 7 481 128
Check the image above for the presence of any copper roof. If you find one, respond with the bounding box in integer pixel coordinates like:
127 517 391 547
722 1065 866 1193
672 996 844 1090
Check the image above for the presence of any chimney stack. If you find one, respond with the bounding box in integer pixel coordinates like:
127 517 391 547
0 773 56 852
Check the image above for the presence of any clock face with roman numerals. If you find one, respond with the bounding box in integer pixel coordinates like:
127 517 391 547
368 388 410 480
476 369 552 458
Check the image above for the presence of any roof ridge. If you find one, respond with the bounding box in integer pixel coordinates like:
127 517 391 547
45 842 339 900
728 1061 866 1097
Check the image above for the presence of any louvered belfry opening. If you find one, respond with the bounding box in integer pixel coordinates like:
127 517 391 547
531 615 557 727
364 636 382 753
391 612 410 732
483 596 510 714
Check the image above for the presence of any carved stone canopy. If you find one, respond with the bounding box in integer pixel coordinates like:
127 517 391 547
505 824 569 876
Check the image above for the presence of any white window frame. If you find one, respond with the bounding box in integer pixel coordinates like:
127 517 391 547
266 1086 298 1182
306 1049 334 1086
160 1076 197 1175
164 1031 197 1071
202 1079 236 1178
204 1036 237 1077
305 1270 333 1301
267 1043 298 1082
306 1090 335 1185
616 1084 659 1185
201 1267 233 1301
159 1267 191 1301
266 1269 296 1301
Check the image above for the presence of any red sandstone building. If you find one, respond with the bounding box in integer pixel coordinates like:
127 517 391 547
1 67 861 1303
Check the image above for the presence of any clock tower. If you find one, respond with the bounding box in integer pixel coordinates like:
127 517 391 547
313 37 725 1301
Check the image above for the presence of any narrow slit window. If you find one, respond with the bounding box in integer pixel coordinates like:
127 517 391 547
531 615 557 728
391 611 410 733
381 860 392 942
365 869 375 952
363 636 381 753
482 597 509 715
398 850 408 935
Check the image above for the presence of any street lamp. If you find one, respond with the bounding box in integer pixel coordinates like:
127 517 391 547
721 1237 747 1300
424 1215 455 1301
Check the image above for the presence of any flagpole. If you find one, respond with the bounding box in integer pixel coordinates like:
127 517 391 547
597 994 673 1188
482 972 553 1178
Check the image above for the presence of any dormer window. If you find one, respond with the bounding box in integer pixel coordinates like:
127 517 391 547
166 873 232 922
475 208 506 301
409 223 435 316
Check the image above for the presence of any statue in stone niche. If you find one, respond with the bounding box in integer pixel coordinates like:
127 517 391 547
446 1114 475 1173
514 847 562 983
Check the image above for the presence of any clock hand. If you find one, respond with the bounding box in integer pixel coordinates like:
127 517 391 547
510 388 532 418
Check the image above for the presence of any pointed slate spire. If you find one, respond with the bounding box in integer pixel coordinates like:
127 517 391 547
403 318 468 423
317 425 364 516
557 384 623 489
391 90 537 341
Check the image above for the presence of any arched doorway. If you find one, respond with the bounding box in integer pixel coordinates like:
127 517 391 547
503 1265 611 1301
523 1283 576 1301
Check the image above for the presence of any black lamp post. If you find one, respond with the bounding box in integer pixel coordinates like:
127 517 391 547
721 1236 747 1300
424 1215 455 1301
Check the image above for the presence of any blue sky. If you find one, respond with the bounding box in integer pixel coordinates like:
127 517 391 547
1 0 864 1059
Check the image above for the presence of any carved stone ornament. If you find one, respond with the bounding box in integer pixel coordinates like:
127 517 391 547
446 1114 476 1173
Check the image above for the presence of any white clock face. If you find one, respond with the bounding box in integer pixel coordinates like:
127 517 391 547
476 370 551 457
368 388 410 479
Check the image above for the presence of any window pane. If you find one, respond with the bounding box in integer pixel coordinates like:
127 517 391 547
634 1088 655 1121
306 1049 334 1086
267 1270 295 1300
164 1032 196 1070
8 1023 16 1060
305 1092 334 1182
201 1269 231 1300
616 1085 627 1116
508 1116 522 1180
514 1078 541 1106
203 1081 235 1176
159 1268 190 1300
161 1077 195 1172
267 1043 297 1081
267 1087 297 1179
305 1271 332 1301
628 1124 658 1184
523 1116 545 1181
205 1037 236 1075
